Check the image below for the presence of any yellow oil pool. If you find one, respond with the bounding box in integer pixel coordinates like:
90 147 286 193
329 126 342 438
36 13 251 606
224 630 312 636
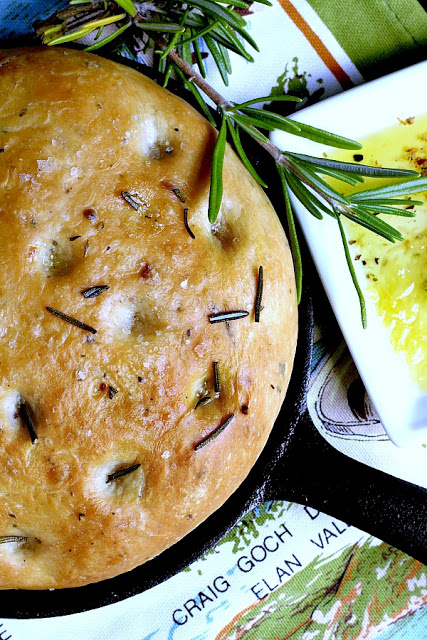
330 116 427 389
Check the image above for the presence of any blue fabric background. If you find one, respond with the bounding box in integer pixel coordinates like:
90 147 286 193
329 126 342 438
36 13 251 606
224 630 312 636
0 1 68 39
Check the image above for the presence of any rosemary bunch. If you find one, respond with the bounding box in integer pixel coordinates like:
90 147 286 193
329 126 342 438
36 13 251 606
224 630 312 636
35 0 427 326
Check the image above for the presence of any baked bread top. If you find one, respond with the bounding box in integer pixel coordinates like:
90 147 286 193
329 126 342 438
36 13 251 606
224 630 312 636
0 46 297 589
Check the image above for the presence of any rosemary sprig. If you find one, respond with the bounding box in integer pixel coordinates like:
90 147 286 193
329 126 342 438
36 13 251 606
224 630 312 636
36 1 427 325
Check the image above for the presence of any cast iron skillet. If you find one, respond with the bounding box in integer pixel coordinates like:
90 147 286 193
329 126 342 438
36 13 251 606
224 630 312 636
1 48 427 619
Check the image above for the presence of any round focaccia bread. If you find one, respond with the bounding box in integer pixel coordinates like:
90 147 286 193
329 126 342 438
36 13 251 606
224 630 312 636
0 47 297 589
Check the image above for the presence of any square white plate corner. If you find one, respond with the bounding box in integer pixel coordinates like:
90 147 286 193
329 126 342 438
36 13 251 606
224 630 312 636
271 60 427 448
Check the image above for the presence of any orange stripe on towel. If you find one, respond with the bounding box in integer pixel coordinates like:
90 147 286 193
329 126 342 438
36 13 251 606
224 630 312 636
278 0 354 89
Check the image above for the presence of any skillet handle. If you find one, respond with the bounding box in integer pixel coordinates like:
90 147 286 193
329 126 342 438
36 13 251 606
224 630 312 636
263 409 427 565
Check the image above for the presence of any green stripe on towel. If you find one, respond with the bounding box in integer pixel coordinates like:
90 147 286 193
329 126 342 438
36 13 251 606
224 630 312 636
306 0 427 79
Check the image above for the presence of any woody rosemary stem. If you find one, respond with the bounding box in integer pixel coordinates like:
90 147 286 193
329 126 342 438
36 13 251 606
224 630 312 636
155 36 302 172
157 39 233 110
151 41 338 206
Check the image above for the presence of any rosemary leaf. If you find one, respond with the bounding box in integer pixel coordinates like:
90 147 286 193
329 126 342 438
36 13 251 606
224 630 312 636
238 108 302 135
160 30 181 60
309 166 362 187
229 95 302 110
340 206 403 242
181 13 209 28
228 112 277 132
76 12 127 29
226 117 267 188
162 63 173 88
214 361 220 394
180 20 219 46
18 400 38 444
94 24 105 40
47 25 94 45
233 23 260 52
208 310 249 323
46 306 97 334
192 37 207 78
358 204 416 217
278 165 302 304
215 0 249 8
349 176 427 202
208 115 227 223
287 152 418 178
216 23 254 62
115 0 137 16
180 36 193 67
136 22 186 33
81 285 110 298
172 188 186 203
42 24 64 38
184 0 246 30
356 198 422 207
285 155 350 206
195 414 234 450
0 536 30 544
285 170 327 219
204 34 229 85
195 396 212 409
47 12 127 45
108 386 118 399
219 41 232 72
121 191 140 210
255 265 263 322
333 207 366 328
85 21 131 51
184 208 196 238
162 9 190 60
204 25 250 62
229 116 271 145
106 464 140 483
289 121 362 150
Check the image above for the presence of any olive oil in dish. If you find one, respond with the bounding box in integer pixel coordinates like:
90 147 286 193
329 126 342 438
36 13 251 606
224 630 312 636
330 117 427 390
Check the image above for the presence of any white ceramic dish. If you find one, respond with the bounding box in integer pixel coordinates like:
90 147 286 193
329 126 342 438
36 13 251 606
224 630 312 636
271 60 427 447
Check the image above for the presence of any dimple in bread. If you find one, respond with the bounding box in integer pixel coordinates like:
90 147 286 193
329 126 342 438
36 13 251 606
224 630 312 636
0 47 297 589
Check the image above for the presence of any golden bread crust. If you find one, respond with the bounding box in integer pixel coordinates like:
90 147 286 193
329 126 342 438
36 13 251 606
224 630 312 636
0 47 297 588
